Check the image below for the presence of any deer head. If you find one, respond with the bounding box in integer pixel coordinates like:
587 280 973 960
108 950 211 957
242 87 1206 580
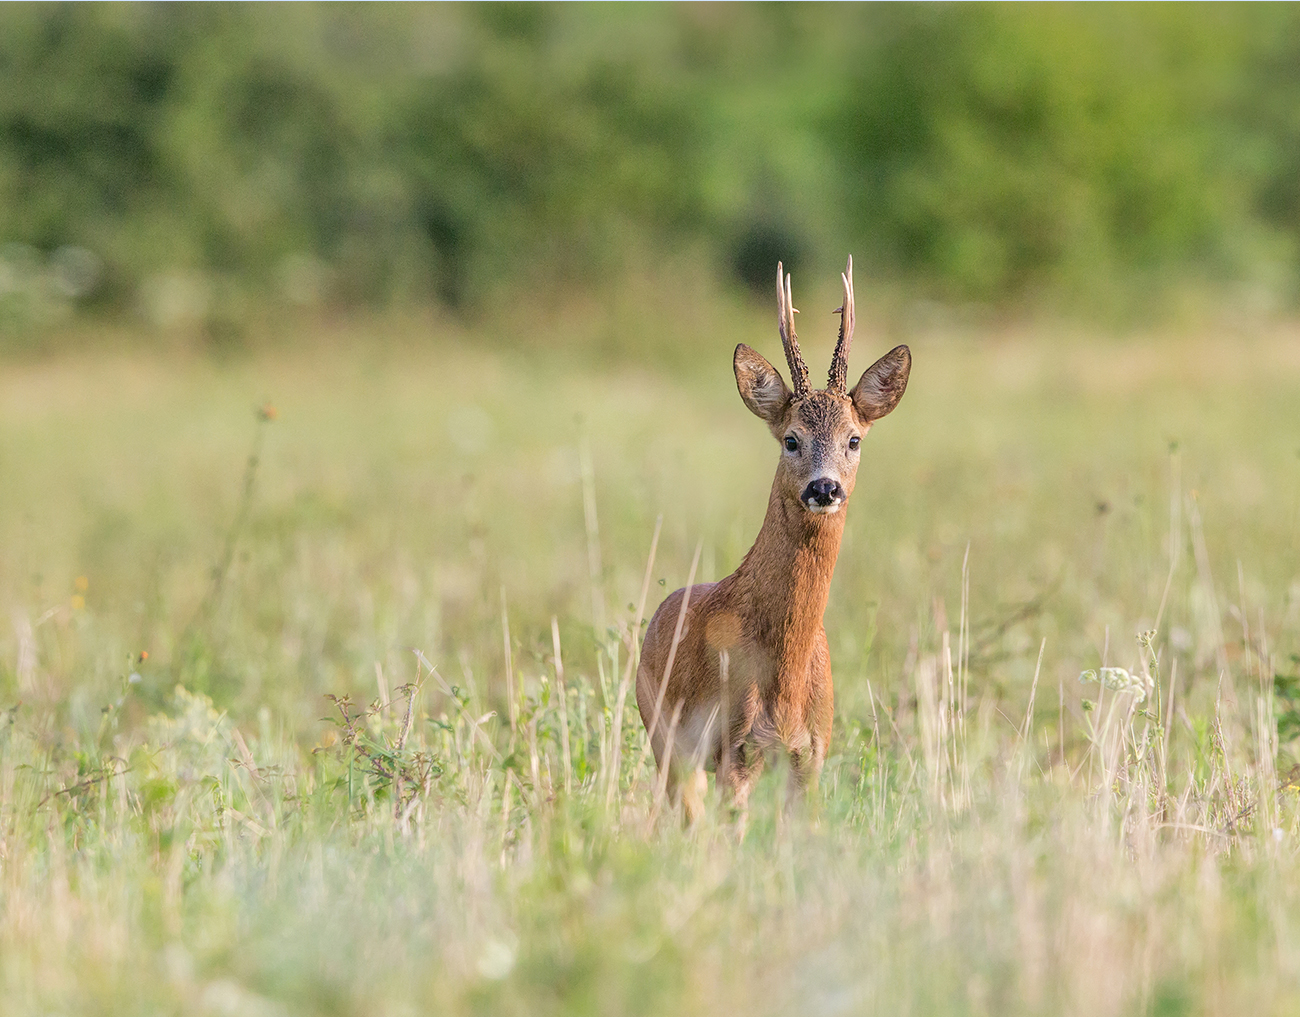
733 257 910 516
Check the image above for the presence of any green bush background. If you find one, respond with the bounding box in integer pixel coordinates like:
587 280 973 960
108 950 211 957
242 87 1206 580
4 2 1300 335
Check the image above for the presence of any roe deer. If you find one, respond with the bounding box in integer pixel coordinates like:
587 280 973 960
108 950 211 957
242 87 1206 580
635 257 911 825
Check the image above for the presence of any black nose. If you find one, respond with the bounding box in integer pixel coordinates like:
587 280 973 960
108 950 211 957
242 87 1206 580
802 477 844 507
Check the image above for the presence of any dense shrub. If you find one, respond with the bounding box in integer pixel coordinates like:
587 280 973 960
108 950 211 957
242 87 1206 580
2 3 1299 329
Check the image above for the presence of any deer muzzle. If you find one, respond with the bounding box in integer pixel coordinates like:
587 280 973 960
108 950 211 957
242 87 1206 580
801 477 845 513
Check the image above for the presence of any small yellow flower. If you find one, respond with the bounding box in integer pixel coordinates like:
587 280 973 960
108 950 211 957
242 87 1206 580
74 575 89 592
71 594 85 611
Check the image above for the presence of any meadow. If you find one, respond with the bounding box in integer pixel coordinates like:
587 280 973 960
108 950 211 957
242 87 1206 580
2 297 1300 1015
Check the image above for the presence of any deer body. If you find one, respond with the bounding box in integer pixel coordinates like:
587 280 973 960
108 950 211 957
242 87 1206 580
635 258 911 823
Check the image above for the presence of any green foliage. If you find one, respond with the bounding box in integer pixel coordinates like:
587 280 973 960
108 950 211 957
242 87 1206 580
1277 657 1300 744
834 6 1232 301
5 4 1300 333
392 14 706 306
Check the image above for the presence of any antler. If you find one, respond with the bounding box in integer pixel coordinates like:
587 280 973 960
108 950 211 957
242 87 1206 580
828 255 854 394
776 262 810 398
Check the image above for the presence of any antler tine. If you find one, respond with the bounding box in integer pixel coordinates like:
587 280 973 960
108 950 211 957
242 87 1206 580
828 255 855 394
776 262 810 397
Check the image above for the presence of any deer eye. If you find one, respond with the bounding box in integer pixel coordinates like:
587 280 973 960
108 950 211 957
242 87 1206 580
784 435 798 452
849 436 861 451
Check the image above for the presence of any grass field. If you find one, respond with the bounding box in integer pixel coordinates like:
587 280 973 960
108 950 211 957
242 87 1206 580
2 304 1300 1015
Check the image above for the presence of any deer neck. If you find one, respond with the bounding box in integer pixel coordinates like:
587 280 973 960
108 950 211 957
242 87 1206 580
735 477 845 666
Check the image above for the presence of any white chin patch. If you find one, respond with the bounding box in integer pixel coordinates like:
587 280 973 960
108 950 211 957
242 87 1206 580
804 501 842 515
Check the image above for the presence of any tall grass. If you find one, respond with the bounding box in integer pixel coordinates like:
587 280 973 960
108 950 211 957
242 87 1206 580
1 314 1299 1014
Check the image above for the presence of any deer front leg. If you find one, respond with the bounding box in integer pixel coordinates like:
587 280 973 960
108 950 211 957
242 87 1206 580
786 742 825 804
784 696 832 818
717 740 764 839
785 651 833 811
713 680 764 836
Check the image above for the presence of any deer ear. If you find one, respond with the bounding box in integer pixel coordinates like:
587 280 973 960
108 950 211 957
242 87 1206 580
734 344 791 428
850 345 911 424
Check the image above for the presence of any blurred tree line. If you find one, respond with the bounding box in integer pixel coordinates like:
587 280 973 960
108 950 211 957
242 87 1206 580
2 2 1300 337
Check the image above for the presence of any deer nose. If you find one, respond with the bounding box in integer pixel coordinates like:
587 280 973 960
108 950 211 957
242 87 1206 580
801 477 844 508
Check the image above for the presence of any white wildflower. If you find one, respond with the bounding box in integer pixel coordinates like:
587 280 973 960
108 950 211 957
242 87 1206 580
1078 667 1153 703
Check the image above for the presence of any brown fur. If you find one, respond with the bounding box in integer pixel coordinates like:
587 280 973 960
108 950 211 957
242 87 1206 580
635 263 911 826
